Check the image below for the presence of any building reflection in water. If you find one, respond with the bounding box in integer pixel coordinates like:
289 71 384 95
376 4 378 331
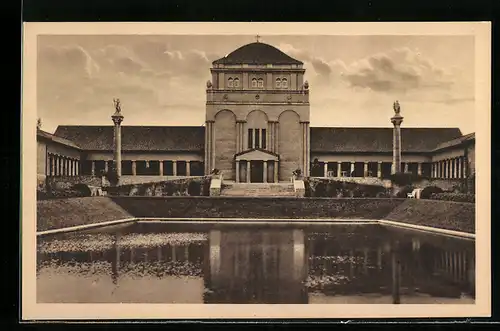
204 229 308 304
305 229 475 303
37 225 475 304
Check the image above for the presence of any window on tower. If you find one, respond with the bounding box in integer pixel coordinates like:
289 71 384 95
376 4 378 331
254 129 260 149
248 128 253 148
247 128 267 149
261 129 267 149
276 78 281 88
257 78 264 88
282 78 288 88
228 78 233 88
233 78 239 87
251 78 257 88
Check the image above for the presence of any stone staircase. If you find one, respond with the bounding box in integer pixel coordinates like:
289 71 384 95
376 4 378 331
220 182 297 197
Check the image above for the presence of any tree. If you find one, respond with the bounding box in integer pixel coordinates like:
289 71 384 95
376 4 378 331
104 163 120 187
311 158 322 177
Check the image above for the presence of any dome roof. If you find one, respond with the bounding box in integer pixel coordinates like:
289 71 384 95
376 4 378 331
213 42 303 65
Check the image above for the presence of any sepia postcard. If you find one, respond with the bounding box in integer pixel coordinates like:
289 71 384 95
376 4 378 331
22 22 491 320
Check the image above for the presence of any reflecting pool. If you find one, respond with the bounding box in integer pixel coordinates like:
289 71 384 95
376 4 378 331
37 222 475 304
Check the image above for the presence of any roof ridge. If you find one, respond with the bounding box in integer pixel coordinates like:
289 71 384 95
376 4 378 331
56 125 205 128
311 126 462 130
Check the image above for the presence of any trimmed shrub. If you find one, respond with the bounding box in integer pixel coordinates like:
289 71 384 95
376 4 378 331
72 183 92 197
187 181 202 196
304 179 312 197
306 179 387 198
326 181 339 197
430 193 475 203
376 191 391 198
314 182 327 197
420 186 443 199
104 164 119 187
390 172 413 186
201 178 211 196
396 185 414 198
163 182 175 196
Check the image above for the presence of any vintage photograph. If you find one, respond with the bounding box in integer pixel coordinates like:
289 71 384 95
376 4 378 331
23 22 491 319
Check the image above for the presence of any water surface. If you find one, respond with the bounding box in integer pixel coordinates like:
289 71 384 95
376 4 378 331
37 222 475 304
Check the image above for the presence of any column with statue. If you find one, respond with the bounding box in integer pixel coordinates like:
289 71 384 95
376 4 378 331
111 98 124 185
391 101 403 174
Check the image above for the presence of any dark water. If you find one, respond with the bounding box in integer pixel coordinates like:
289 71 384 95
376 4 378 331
37 222 475 304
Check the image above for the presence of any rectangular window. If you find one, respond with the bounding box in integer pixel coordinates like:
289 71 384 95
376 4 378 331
254 129 260 149
177 161 187 176
164 161 174 176
261 129 266 149
248 129 253 149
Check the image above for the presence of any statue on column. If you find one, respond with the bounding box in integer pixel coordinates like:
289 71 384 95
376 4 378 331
113 98 121 114
393 100 401 115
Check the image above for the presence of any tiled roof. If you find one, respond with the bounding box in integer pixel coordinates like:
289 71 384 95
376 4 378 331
213 42 303 65
310 127 463 153
37 129 81 149
51 125 468 154
433 132 475 151
53 126 205 152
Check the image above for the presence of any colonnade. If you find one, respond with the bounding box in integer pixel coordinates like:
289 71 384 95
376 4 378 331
431 156 468 179
433 249 473 284
47 153 80 177
85 159 198 176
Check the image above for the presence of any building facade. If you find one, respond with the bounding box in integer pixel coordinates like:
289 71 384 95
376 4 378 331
37 41 476 185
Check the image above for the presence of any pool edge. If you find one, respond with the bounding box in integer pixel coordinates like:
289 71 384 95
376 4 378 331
36 217 475 240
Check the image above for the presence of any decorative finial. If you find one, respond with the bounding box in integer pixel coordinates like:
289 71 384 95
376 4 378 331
393 100 401 115
37 118 42 130
255 34 261 43
113 98 121 114
206 80 212 89
303 80 309 90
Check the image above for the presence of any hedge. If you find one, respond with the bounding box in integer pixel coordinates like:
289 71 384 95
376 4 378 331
420 186 443 199
395 185 414 198
430 193 475 203
305 179 388 198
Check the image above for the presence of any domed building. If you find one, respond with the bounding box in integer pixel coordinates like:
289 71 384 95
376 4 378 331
37 41 476 189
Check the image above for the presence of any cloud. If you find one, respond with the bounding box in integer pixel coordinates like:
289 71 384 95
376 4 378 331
36 37 474 135
342 48 453 92
38 44 100 80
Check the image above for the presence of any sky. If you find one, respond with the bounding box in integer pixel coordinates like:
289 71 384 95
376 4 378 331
37 34 475 134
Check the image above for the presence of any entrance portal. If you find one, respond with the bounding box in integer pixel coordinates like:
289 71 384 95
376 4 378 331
250 160 264 183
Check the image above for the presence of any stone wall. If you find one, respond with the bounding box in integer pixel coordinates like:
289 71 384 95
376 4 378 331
467 143 475 175
214 110 237 180
110 196 405 220
279 110 302 181
37 140 47 177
